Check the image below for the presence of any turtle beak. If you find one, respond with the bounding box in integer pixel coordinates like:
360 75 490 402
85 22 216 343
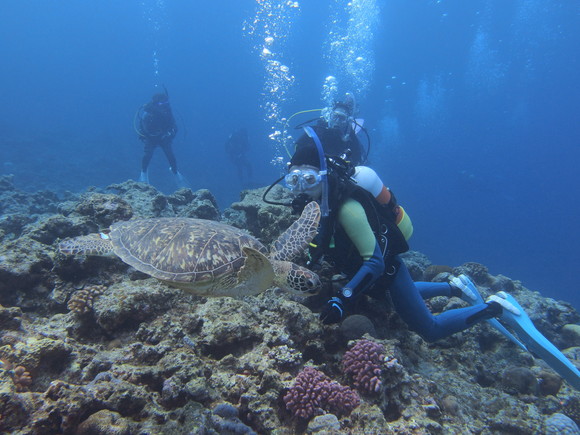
305 274 321 294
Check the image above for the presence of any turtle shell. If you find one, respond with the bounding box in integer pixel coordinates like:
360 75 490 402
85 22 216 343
109 218 268 290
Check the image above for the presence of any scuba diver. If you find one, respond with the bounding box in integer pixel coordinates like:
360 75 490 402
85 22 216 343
293 92 368 166
135 90 189 188
224 128 253 187
264 135 580 391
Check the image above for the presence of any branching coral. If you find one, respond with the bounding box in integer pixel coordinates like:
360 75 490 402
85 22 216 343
341 339 385 394
67 284 106 314
283 366 360 420
12 365 32 392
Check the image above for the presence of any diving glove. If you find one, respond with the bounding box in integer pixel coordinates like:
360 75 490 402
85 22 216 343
320 297 346 325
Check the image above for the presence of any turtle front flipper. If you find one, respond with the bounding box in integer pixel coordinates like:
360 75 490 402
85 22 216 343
59 233 115 256
232 247 275 296
270 201 321 262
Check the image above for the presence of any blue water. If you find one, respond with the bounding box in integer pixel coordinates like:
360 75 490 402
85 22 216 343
1 1 579 308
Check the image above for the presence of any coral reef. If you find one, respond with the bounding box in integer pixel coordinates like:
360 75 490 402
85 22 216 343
501 366 538 395
453 262 492 285
422 264 454 282
545 412 580 434
206 403 257 435
76 409 131 435
564 396 580 426
339 314 377 340
1 179 580 433
225 185 295 244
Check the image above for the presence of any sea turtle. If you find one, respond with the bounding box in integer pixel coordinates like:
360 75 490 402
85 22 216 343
58 201 321 297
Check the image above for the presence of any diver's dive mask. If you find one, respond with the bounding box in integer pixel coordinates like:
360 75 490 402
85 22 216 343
329 106 349 128
262 127 330 217
329 105 353 140
284 168 322 193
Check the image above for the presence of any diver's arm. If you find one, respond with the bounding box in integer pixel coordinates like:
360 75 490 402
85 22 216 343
337 198 385 300
169 112 178 136
348 133 364 165
320 199 385 324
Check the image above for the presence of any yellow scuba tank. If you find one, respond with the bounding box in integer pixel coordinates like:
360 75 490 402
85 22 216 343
352 166 413 240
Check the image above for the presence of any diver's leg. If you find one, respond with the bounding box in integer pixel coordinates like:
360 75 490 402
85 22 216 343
244 158 253 180
415 282 453 299
389 257 497 342
141 142 155 172
162 141 189 188
161 142 178 174
416 279 477 301
237 164 244 183
139 142 155 183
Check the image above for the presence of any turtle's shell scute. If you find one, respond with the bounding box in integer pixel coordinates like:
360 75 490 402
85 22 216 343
109 218 267 285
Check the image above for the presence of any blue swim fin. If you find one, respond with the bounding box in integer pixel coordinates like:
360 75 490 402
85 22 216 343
453 275 527 351
495 292 580 391
173 170 191 189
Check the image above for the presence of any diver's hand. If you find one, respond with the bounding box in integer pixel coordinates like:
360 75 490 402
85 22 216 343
320 297 346 324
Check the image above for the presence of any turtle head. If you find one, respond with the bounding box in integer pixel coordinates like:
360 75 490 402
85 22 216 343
272 261 321 295
58 233 115 256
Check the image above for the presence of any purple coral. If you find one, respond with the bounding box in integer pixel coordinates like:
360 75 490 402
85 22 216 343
341 339 385 393
283 366 360 419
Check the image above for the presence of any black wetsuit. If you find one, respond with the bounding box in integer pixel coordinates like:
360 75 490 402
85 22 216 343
294 121 364 166
139 101 178 174
225 128 253 185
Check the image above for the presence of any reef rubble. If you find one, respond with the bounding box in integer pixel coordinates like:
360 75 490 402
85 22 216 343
1 175 580 434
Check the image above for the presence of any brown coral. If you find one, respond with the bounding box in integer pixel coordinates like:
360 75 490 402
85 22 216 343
67 284 107 314
453 262 491 285
76 409 130 435
13 365 32 392
422 265 453 282
563 396 580 425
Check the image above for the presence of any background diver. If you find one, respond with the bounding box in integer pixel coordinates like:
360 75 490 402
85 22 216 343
135 90 189 189
293 92 368 166
224 127 253 187
272 142 580 391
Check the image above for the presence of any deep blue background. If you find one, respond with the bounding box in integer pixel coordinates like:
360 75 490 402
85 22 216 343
1 1 579 307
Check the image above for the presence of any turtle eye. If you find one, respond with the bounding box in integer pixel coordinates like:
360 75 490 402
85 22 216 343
305 276 320 294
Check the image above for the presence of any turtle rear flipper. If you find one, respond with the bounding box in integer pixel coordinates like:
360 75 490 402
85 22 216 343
270 201 321 262
59 233 115 256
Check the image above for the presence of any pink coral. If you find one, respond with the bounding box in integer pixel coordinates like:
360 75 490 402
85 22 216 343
341 339 385 393
283 366 360 419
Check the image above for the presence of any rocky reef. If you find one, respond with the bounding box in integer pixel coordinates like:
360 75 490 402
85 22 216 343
1 174 580 434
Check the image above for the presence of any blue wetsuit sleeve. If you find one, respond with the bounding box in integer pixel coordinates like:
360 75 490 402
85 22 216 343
341 241 385 301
